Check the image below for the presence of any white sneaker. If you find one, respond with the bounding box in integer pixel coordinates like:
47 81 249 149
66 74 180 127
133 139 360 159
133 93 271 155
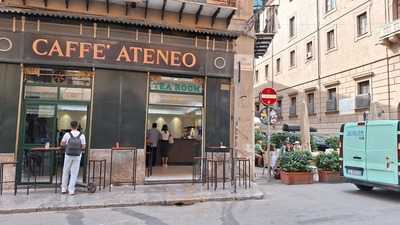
69 191 75 195
61 189 67 194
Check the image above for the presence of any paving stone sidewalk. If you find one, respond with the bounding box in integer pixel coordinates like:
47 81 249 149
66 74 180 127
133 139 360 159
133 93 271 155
0 183 264 214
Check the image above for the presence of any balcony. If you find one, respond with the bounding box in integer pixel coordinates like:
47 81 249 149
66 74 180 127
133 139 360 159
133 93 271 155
380 19 400 45
355 94 370 109
326 98 338 112
254 5 277 58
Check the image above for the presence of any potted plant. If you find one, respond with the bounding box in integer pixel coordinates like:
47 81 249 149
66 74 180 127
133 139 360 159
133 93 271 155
315 151 341 183
279 150 313 185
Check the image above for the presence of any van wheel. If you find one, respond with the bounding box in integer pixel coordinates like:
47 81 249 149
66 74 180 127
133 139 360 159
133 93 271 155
355 184 373 191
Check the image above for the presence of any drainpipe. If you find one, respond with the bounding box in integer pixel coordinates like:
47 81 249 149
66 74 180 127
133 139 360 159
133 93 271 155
316 0 322 122
386 48 391 119
384 0 391 119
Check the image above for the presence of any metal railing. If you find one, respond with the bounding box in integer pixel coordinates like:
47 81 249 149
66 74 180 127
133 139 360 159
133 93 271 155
355 94 370 109
289 106 297 117
326 98 338 112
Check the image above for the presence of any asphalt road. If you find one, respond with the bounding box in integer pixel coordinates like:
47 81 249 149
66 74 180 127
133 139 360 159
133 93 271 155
2 180 400 225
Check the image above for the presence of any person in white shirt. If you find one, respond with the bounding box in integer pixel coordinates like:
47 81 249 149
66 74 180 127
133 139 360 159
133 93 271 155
160 124 172 167
60 121 86 195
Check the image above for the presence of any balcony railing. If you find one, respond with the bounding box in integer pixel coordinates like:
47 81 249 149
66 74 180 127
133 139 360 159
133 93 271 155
289 106 297 117
254 5 277 57
307 103 315 115
355 94 370 109
380 19 400 44
326 98 338 112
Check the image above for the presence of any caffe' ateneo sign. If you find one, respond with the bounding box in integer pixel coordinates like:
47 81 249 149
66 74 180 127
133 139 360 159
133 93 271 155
25 34 201 71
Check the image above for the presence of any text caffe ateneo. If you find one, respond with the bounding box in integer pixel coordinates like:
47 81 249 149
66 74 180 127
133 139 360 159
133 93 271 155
0 31 234 76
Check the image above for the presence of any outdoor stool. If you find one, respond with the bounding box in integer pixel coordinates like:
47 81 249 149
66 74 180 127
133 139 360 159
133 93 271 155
205 147 233 190
26 155 41 194
207 158 228 190
192 156 207 184
235 158 251 189
0 161 18 195
88 159 107 191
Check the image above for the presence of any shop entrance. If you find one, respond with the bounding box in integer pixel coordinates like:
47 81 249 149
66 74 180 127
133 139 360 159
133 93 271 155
146 76 204 182
17 67 93 184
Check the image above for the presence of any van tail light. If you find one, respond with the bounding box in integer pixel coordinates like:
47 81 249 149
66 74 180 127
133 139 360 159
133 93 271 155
339 124 345 176
397 122 400 162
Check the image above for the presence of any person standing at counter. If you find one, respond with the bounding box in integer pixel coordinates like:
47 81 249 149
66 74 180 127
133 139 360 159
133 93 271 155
160 124 172 167
147 123 161 167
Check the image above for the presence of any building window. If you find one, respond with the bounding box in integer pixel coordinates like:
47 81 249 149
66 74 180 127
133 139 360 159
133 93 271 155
265 64 269 80
357 12 368 37
326 88 337 112
289 16 296 38
255 70 259 83
358 80 370 95
289 96 297 117
394 0 400 20
277 99 282 117
356 80 370 109
327 29 336 50
306 41 313 60
326 0 336 13
276 58 281 73
307 93 315 114
290 50 296 68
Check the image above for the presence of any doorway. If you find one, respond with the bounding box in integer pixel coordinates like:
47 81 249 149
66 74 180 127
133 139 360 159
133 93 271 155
146 75 204 182
17 67 93 184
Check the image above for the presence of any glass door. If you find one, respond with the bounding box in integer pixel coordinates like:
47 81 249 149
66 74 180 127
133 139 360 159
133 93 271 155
19 103 57 184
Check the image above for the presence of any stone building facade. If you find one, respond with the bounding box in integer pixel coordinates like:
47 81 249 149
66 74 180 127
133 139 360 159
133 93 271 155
0 0 254 189
254 0 400 135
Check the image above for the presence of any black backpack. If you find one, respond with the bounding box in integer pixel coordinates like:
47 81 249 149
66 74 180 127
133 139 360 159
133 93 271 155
65 132 83 156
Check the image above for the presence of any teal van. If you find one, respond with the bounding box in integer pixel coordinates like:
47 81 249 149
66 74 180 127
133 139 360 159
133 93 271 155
341 120 400 191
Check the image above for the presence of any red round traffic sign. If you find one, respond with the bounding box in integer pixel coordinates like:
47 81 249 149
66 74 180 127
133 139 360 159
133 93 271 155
259 88 277 106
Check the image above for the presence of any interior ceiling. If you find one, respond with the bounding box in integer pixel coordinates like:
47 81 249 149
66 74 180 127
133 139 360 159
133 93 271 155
94 0 235 18
148 105 201 115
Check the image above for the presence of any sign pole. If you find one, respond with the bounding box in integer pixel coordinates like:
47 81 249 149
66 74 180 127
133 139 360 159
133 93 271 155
259 87 277 182
266 106 272 181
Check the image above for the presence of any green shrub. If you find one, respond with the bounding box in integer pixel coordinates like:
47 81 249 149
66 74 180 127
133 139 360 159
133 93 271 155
315 151 340 172
325 136 340 150
270 132 300 148
279 150 313 172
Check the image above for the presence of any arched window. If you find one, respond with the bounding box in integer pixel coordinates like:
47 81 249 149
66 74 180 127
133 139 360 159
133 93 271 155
394 0 400 20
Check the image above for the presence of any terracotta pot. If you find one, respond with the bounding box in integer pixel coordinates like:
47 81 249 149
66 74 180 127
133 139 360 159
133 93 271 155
318 171 342 183
280 171 313 185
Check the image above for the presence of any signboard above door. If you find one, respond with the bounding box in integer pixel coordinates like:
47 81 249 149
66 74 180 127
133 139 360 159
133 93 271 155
0 31 234 78
150 76 204 95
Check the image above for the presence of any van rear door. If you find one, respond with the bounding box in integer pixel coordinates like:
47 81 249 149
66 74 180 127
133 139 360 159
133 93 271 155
365 120 398 185
343 122 367 180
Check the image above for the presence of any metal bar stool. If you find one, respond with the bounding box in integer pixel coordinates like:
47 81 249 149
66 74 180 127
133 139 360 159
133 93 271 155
0 161 18 195
235 158 251 189
88 159 107 191
192 157 207 184
205 147 232 190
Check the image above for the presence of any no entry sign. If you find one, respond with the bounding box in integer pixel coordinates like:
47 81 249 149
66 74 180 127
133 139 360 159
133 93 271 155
259 88 277 106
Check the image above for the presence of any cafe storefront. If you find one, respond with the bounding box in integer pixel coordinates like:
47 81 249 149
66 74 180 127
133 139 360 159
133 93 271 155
0 13 235 185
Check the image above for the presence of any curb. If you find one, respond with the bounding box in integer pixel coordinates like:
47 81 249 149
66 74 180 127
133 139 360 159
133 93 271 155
0 192 264 214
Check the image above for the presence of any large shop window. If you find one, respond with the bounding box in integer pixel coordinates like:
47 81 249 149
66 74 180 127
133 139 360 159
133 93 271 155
22 67 93 146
